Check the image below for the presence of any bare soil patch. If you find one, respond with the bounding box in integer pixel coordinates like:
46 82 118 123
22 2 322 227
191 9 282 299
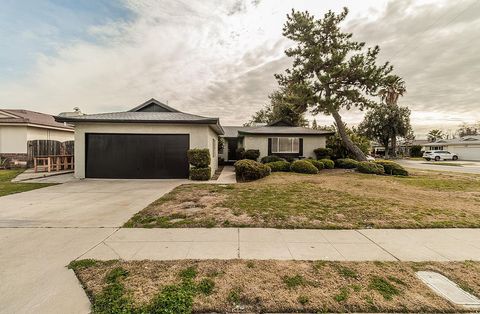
71 259 480 313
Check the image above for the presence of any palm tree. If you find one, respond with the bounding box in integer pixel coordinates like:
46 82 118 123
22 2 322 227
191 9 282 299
378 76 406 157
427 129 445 142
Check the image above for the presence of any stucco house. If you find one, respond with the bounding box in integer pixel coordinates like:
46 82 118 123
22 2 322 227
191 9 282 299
220 120 335 162
55 98 223 179
422 136 480 161
0 109 74 165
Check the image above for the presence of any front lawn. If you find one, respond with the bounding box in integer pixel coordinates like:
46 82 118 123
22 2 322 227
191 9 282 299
0 169 56 197
70 259 480 313
124 170 480 229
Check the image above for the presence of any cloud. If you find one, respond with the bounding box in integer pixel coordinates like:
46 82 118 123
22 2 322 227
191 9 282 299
0 0 478 138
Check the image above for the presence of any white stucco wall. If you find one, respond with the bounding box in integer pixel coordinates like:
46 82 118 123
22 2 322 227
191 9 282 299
243 135 327 159
0 126 28 153
26 126 74 142
73 123 218 178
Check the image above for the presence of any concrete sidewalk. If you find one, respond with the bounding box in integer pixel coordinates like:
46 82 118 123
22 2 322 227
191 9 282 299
81 228 480 262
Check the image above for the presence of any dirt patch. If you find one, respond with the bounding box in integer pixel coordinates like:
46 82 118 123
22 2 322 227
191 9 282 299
125 170 480 229
72 259 480 313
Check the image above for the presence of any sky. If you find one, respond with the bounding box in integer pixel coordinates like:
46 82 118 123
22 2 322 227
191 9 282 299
0 0 479 138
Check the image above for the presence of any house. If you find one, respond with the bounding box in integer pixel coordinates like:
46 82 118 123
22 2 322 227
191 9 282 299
0 109 74 165
422 136 480 161
371 139 429 157
54 98 223 179
220 120 335 162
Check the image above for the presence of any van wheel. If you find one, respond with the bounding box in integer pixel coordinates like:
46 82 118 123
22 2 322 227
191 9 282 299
434 156 440 161
453 155 458 161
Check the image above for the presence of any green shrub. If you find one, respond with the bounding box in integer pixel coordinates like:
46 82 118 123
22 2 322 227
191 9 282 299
236 147 245 160
265 161 291 172
375 160 408 176
410 145 423 157
290 160 319 174
187 149 210 168
335 158 359 169
260 155 285 163
189 167 211 181
357 161 385 175
244 149 260 161
319 158 334 169
305 159 324 171
234 159 271 182
314 147 333 159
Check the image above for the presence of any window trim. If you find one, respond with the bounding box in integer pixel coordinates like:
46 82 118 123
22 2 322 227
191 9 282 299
271 137 300 153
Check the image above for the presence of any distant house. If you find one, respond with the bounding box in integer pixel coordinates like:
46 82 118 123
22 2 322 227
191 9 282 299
422 136 480 161
220 120 334 162
0 109 74 165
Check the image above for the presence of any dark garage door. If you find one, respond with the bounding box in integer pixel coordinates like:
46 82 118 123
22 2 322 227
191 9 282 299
86 133 189 179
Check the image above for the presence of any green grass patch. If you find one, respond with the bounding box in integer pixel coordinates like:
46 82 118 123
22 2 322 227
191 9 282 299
369 276 401 300
335 265 358 279
422 162 463 167
0 169 56 197
67 259 98 270
334 287 350 302
283 274 306 289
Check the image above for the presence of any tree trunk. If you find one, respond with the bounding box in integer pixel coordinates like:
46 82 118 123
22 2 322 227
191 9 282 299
331 109 367 161
383 139 390 159
390 135 397 158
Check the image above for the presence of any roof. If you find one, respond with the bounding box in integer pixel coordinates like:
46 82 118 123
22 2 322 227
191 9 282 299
0 109 73 131
54 99 224 135
424 136 480 146
221 125 334 137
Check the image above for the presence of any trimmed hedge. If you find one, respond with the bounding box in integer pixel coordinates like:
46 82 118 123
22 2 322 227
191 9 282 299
335 158 359 169
290 160 319 174
260 155 285 164
187 149 211 168
375 160 409 176
244 149 260 161
357 161 385 175
234 159 271 182
305 159 324 171
189 167 211 181
265 161 291 172
319 158 334 169
314 148 333 159
236 148 245 160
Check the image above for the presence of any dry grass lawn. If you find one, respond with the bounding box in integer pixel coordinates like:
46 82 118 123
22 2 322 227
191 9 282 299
71 259 480 313
124 169 480 229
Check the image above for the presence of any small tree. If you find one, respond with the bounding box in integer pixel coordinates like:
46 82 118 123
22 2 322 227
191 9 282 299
410 145 423 157
427 129 445 142
457 122 479 137
275 8 396 161
327 125 370 160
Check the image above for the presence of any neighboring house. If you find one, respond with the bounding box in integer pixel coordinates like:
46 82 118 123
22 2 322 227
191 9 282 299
370 139 429 157
422 136 480 161
0 109 74 165
220 120 334 162
55 98 223 179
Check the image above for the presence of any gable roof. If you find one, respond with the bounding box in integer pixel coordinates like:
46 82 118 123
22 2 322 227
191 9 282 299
54 99 224 135
221 125 334 137
128 98 179 113
424 136 480 146
0 109 73 131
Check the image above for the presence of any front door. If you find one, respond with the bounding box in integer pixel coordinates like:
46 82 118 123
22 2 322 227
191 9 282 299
227 138 238 160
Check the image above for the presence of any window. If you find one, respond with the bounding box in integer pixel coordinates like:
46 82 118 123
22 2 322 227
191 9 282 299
271 137 300 153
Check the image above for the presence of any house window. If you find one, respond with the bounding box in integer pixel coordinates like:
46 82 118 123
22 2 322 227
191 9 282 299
271 137 300 153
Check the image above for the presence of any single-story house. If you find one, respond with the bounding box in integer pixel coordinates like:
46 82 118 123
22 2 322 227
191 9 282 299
220 120 335 162
54 98 223 179
422 136 480 161
0 109 74 165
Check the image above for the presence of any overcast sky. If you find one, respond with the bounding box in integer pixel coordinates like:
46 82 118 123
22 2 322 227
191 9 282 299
1 0 479 138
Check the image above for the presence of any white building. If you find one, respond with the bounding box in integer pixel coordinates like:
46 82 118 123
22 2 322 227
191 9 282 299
423 136 480 161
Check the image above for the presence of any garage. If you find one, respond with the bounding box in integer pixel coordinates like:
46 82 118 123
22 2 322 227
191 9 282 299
86 133 190 179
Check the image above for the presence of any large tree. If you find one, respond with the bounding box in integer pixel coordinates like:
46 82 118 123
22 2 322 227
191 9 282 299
427 129 445 142
457 122 479 137
274 8 396 161
359 104 412 158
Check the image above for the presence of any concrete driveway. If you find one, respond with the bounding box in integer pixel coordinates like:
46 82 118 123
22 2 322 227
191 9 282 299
397 159 480 174
0 179 185 314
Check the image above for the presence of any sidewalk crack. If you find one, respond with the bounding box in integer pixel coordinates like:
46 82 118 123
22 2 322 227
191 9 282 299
356 230 401 261
73 227 120 261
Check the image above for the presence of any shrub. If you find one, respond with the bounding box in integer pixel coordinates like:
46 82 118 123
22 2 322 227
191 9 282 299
236 147 245 160
314 147 333 159
319 158 334 169
410 145 423 157
244 149 260 161
375 160 409 176
305 159 324 171
234 159 270 182
357 161 385 175
189 167 211 181
187 149 211 168
265 161 291 172
260 155 285 163
290 160 319 174
335 158 359 169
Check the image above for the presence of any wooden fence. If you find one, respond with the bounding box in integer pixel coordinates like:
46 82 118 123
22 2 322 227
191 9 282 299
27 140 74 166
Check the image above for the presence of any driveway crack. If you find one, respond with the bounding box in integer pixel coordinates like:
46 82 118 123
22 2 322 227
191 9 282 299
74 227 120 261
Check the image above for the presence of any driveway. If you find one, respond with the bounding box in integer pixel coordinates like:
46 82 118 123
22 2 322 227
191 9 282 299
0 179 185 314
397 159 480 174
